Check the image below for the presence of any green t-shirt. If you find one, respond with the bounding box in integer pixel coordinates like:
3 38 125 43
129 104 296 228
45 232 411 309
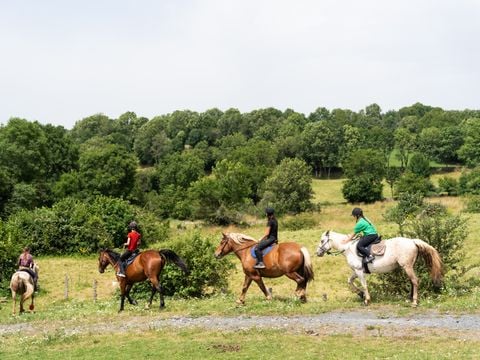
353 217 377 236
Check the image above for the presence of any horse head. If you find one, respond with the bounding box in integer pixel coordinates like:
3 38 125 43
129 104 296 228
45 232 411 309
98 249 112 273
214 233 232 259
317 230 332 257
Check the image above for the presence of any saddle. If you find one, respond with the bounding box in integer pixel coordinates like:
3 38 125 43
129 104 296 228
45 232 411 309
356 236 385 257
250 244 276 260
18 267 36 280
125 250 140 267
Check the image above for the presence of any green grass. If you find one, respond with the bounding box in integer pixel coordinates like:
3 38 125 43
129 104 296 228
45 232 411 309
1 327 479 360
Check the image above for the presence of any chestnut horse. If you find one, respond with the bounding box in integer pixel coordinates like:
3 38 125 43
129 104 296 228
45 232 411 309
317 230 443 306
98 249 189 311
10 264 39 315
214 232 314 304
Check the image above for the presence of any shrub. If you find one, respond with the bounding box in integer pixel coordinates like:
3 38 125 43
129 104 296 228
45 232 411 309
407 153 431 178
464 195 480 213
395 171 434 197
3 196 169 255
0 220 22 295
342 176 383 204
458 167 480 195
438 176 459 196
377 199 469 297
283 214 318 231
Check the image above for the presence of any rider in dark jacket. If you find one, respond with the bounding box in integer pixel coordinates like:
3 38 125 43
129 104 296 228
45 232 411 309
254 207 278 269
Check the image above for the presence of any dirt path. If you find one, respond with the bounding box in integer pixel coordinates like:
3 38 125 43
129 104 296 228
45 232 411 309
2 310 480 339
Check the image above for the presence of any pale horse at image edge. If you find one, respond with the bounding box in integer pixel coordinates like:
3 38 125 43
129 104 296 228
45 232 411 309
316 230 443 307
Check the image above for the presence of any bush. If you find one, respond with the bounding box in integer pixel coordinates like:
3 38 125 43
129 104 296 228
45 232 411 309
342 176 383 203
377 199 469 297
283 214 318 231
3 196 170 255
395 171 434 197
464 195 480 213
132 232 235 298
438 176 459 196
458 167 480 195
0 220 22 295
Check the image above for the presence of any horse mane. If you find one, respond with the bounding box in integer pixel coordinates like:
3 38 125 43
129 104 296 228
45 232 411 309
227 232 257 245
104 249 120 262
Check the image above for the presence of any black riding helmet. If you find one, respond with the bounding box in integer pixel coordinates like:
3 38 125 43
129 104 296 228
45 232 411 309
265 207 275 216
351 207 363 217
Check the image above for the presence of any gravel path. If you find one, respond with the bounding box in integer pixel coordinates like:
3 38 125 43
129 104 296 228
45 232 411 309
2 310 480 339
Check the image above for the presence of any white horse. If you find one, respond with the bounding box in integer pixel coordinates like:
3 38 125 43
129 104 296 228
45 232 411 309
10 264 39 315
316 230 443 306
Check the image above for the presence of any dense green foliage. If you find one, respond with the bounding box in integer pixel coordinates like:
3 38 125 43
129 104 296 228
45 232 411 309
379 195 468 296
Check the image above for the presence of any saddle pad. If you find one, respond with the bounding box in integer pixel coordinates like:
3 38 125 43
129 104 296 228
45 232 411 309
371 241 386 256
250 244 275 259
126 251 140 266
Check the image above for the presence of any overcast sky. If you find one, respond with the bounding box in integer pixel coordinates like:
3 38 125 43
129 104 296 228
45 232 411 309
1 0 479 129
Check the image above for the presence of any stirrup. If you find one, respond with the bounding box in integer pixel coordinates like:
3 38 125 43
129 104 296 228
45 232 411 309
117 272 126 278
253 262 266 269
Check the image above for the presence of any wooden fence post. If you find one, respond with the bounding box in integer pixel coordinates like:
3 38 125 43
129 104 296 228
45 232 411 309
93 279 97 303
64 274 69 300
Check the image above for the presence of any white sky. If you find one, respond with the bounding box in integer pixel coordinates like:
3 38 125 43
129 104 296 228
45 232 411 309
1 0 479 129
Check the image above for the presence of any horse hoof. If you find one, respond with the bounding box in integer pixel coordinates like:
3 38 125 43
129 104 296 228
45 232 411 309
235 299 245 305
300 296 307 303
411 302 418 308
266 296 272 301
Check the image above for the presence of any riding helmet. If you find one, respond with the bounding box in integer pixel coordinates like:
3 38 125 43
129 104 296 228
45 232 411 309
128 221 138 230
265 207 275 216
351 207 363 217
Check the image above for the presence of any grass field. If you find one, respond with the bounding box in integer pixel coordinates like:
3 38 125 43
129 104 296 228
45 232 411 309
1 174 480 358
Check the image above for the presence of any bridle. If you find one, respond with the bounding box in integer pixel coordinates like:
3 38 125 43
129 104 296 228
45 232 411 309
99 251 118 271
318 231 344 256
218 236 257 256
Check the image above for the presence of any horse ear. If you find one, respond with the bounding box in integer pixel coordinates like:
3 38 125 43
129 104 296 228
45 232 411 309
222 232 227 238
326 230 330 236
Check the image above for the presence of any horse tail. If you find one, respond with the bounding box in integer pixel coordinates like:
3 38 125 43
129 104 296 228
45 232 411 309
159 249 190 275
413 239 443 286
300 247 314 282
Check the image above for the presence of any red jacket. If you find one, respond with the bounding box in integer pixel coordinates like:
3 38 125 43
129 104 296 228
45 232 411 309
127 230 141 251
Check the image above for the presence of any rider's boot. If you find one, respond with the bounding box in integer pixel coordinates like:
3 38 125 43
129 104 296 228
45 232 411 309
117 262 126 277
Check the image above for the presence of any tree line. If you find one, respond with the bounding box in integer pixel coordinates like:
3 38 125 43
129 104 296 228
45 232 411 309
1 103 480 222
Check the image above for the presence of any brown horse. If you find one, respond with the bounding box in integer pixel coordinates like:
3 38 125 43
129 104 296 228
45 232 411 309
214 232 314 304
98 249 189 311
10 264 39 315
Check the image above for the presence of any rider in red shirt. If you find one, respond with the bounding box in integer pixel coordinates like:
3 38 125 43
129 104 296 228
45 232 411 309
117 221 141 277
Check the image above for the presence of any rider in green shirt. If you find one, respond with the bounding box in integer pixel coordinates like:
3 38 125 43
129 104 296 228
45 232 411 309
346 207 378 263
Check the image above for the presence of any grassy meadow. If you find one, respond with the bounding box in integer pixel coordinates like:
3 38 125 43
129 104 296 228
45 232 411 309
1 173 480 359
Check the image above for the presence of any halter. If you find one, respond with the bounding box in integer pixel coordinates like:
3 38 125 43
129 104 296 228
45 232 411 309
318 231 345 256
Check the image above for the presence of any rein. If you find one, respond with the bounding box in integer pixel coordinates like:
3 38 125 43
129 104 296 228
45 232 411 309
232 241 257 255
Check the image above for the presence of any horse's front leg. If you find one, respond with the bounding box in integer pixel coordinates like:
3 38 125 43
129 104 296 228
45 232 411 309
355 270 371 305
119 282 127 312
125 284 137 306
252 276 272 301
348 272 364 299
236 275 253 305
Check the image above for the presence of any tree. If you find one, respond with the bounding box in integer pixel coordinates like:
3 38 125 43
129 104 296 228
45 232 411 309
341 149 385 203
77 141 138 198
394 127 416 169
301 121 341 177
458 118 480 167
259 158 313 214
407 153 431 178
